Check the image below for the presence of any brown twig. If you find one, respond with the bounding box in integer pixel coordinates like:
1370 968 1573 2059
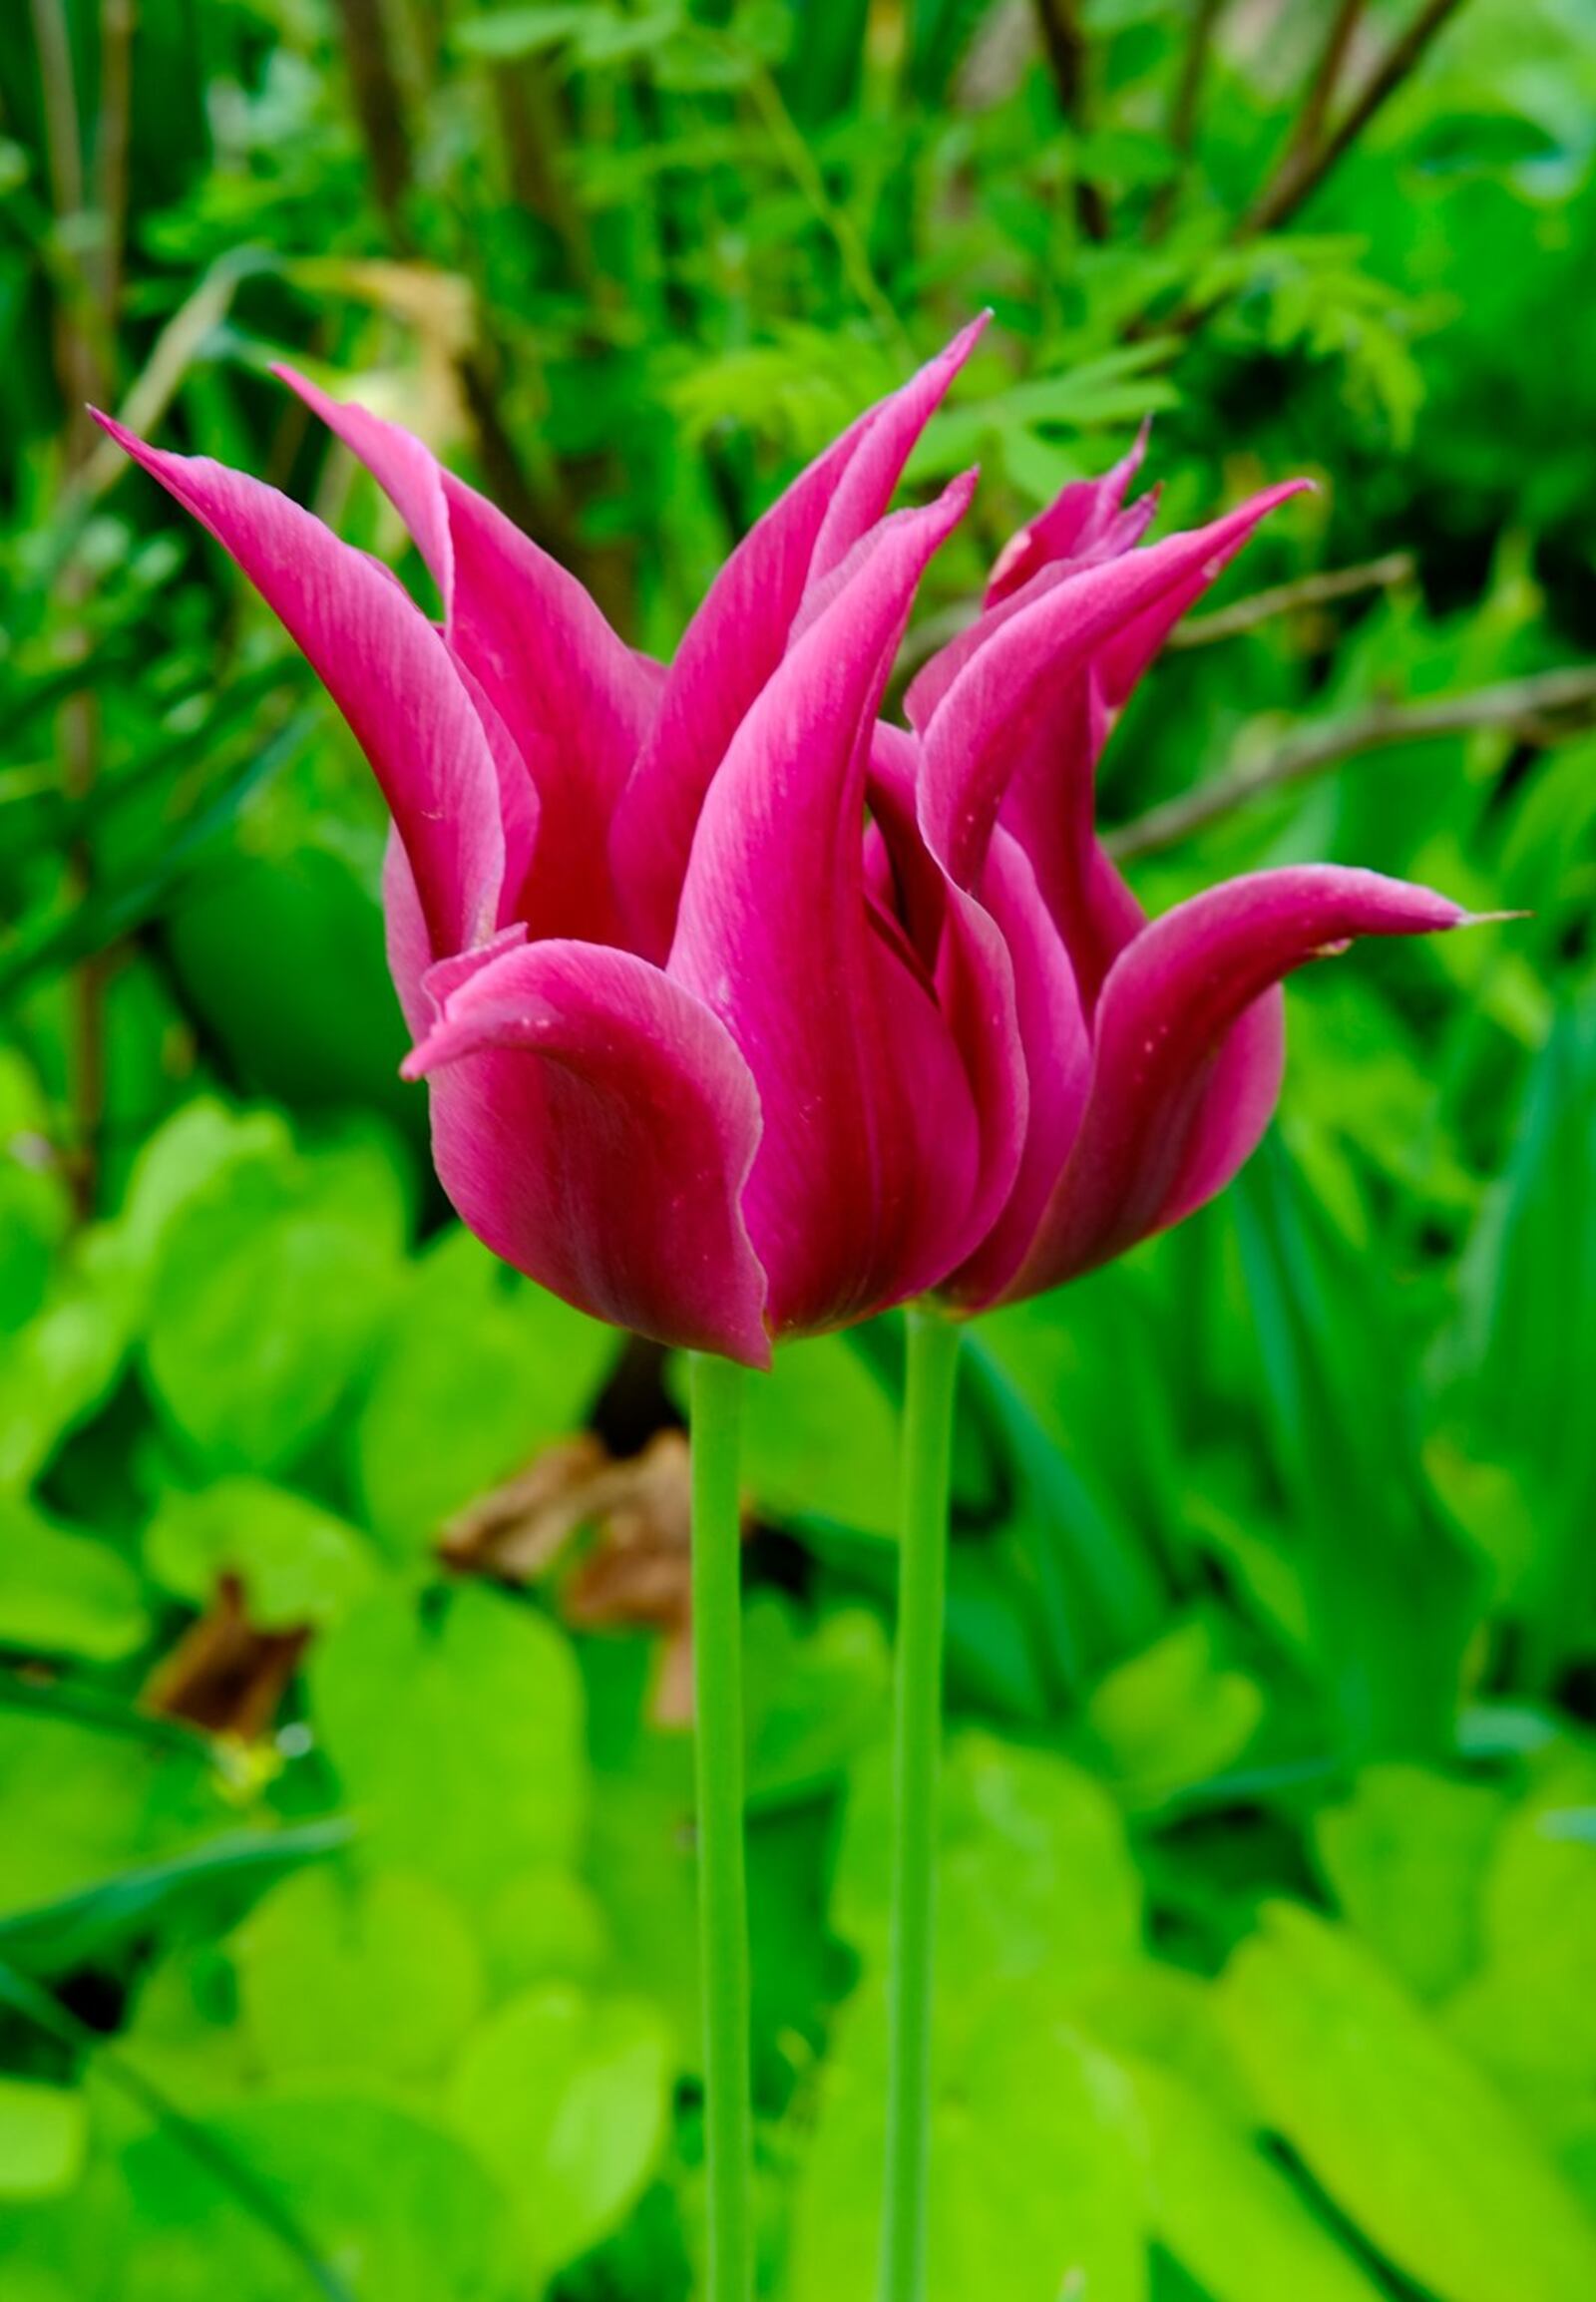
1245 0 1467 237
1108 663 1596 862
1167 552 1414 646
1033 0 1111 242
1146 0 1224 241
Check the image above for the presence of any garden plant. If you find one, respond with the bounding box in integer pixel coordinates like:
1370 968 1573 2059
2 5 1594 2302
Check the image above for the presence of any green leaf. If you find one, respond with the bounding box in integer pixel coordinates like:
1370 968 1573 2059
1219 1901 1596 2302
742 1595 890 1812
145 1479 377 1630
735 1335 900 1539
235 1867 483 2084
142 1129 406 1475
1127 2061 1386 2302
0 1820 352 1978
118 2093 525 2302
449 1985 672 2275
1443 1743 1596 2147
834 1729 1142 1992
1314 1762 1504 2000
1081 1618 1266 1809
308 1583 586 1899
789 1980 1149 2302
0 2080 87 2200
352 1229 615 1561
0 1228 139 1492
0 1496 149 1661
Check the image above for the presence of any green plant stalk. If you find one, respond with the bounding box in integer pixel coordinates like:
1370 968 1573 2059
879 1308 963 2302
689 1350 753 2302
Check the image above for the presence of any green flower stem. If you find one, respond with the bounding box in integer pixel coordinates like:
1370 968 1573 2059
689 1349 753 2302
879 1307 963 2302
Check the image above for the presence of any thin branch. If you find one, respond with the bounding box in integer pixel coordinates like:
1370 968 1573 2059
1032 0 1111 242
1246 0 1467 237
1167 552 1414 647
1146 0 1224 242
1108 664 1596 862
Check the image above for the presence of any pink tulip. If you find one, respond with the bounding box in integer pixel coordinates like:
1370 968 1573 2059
877 433 1470 1311
97 322 1469 1367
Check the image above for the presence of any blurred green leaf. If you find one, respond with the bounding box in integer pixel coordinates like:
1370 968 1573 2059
308 1583 586 1899
1220 1901 1596 2302
449 1985 672 2275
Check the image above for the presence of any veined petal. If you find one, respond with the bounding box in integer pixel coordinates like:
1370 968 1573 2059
919 483 1307 892
670 479 985 1337
918 483 1306 1006
999 867 1469 1302
984 421 1155 605
276 368 655 942
611 317 990 959
403 939 769 1365
96 413 506 959
866 726 1029 1265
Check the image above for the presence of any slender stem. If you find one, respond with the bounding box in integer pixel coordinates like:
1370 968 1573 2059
689 1350 752 2302
879 1309 962 2302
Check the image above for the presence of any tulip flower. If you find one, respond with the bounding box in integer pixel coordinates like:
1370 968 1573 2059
98 325 1482 2302
854 426 1480 2302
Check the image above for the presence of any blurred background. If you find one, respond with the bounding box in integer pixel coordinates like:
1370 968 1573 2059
2 1 1595 2296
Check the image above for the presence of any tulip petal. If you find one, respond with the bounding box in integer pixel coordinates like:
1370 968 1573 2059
276 369 654 941
1000 867 1469 1301
915 484 1306 1006
866 726 1030 1265
671 480 987 1336
96 413 507 959
403 939 769 1365
984 421 1155 606
612 317 990 958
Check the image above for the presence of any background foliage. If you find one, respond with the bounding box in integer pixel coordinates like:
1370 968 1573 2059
2 1 1595 2296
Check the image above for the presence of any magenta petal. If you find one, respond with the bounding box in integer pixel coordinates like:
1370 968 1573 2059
276 370 654 942
96 414 506 959
671 481 988 1337
999 867 1468 1301
984 421 1155 605
403 939 770 1364
919 484 1307 891
866 727 1030 1265
941 825 1090 1308
610 318 989 958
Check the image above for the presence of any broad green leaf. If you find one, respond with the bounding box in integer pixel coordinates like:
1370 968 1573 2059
743 1595 890 1812
1443 1743 1596 2144
1081 1618 1266 1808
0 1228 139 1492
144 1479 376 1630
119 2093 526 2301
236 1867 483 2084
142 1131 405 1474
1128 2061 1385 2302
834 1729 1141 1991
352 1228 614 1560
449 1985 671 2275
734 1334 899 1539
1314 1762 1503 2000
788 1980 1149 2302
478 1867 609 2000
1220 1901 1596 2302
0 1497 149 1661
0 2080 87 2200
0 1708 234 1923
309 1583 586 1899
